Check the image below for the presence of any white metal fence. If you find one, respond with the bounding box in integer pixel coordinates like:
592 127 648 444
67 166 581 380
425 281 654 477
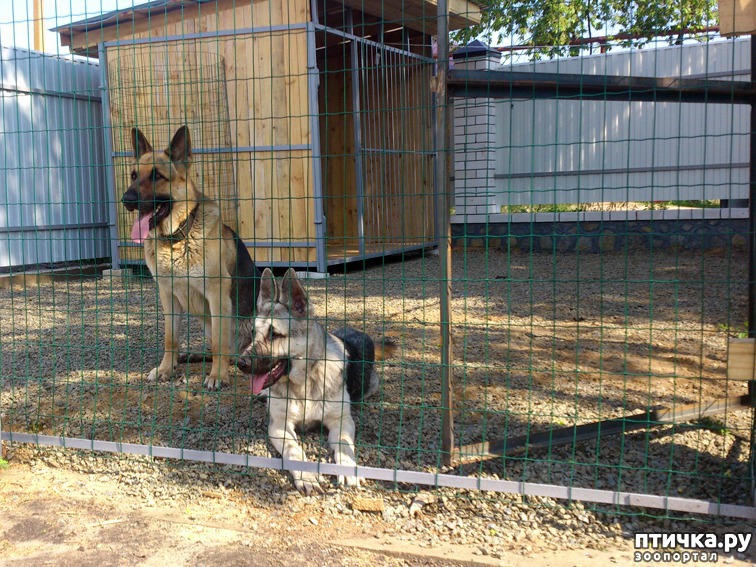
0 45 108 270
452 38 750 218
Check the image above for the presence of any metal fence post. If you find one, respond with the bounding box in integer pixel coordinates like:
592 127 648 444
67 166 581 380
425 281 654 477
436 0 454 467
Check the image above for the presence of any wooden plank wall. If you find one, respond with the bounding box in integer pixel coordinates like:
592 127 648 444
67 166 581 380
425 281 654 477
105 0 316 264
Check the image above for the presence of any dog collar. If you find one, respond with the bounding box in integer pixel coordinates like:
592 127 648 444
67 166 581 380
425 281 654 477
159 205 199 243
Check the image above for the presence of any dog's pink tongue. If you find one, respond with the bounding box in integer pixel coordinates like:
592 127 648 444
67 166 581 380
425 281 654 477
131 214 152 244
251 373 269 395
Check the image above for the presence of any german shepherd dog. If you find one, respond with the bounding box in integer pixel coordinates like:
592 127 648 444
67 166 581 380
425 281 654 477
121 125 260 389
236 268 395 495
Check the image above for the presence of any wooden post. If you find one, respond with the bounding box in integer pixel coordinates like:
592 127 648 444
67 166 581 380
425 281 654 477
33 0 45 52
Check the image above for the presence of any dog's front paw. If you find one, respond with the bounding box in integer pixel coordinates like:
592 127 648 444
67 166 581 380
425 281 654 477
147 367 172 382
334 455 360 489
337 474 361 489
203 374 225 390
293 471 326 496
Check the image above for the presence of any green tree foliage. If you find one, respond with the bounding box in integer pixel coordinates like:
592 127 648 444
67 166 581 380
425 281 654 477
455 0 718 58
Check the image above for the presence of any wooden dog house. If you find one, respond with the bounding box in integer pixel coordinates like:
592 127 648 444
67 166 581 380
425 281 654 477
54 0 480 271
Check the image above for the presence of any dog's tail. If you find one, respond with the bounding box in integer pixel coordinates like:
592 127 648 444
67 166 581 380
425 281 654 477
375 338 398 361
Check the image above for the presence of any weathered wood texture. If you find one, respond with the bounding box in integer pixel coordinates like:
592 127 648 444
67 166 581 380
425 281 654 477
106 0 316 264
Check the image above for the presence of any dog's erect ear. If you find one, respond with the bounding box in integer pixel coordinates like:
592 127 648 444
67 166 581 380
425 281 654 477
167 125 192 172
280 268 309 319
131 128 153 159
257 268 278 311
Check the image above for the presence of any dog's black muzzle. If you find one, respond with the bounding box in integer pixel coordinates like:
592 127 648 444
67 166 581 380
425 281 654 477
121 189 174 221
237 355 290 377
121 186 140 212
237 356 254 374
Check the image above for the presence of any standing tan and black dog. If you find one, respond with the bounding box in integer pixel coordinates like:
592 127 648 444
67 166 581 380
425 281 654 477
121 125 260 389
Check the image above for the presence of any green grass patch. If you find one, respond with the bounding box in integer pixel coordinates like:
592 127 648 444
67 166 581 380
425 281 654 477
717 322 748 339
694 417 731 436
501 204 583 214
500 200 721 214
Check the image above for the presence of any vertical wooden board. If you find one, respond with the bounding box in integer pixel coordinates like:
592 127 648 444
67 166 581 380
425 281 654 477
416 64 430 241
414 62 435 241
363 53 390 244
212 35 243 208
287 30 311 148
240 161 273 264
291 153 315 262
269 32 290 250
236 149 315 263
274 153 292 257
199 2 219 33
391 55 405 241
252 151 276 261
225 37 246 150
276 151 313 262
119 245 145 263
380 52 394 242
271 31 292 149
727 339 756 380
304 154 317 263
235 18 254 149
401 63 414 242
297 38 316 261
252 0 311 27
237 32 274 260
251 33 273 149
255 37 286 262
216 21 244 151
281 31 313 262
319 62 357 243
251 0 283 27
399 64 416 242
236 151 255 238
111 157 134 245
293 0 311 25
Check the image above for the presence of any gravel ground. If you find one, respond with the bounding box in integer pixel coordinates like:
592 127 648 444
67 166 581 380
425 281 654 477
3 444 754 564
0 248 753 521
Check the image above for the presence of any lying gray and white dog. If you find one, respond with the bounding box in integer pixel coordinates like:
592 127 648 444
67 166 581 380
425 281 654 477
237 268 395 495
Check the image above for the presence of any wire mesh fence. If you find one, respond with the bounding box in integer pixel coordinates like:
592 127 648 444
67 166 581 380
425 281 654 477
0 0 754 523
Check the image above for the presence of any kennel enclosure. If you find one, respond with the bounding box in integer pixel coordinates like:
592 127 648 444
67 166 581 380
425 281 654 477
53 0 481 272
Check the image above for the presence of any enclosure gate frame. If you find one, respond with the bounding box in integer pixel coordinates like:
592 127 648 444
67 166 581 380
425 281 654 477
100 21 437 272
312 23 438 268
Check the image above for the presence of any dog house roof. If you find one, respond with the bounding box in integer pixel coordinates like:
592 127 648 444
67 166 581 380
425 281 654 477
53 0 481 57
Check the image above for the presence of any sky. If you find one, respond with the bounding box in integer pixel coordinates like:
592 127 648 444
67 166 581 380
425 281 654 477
0 0 139 55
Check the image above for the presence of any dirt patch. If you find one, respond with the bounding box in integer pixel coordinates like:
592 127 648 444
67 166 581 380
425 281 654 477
5 513 61 544
0 462 468 566
1 461 753 567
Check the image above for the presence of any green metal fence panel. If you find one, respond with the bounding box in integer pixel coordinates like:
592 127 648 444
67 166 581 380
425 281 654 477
0 0 753 522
